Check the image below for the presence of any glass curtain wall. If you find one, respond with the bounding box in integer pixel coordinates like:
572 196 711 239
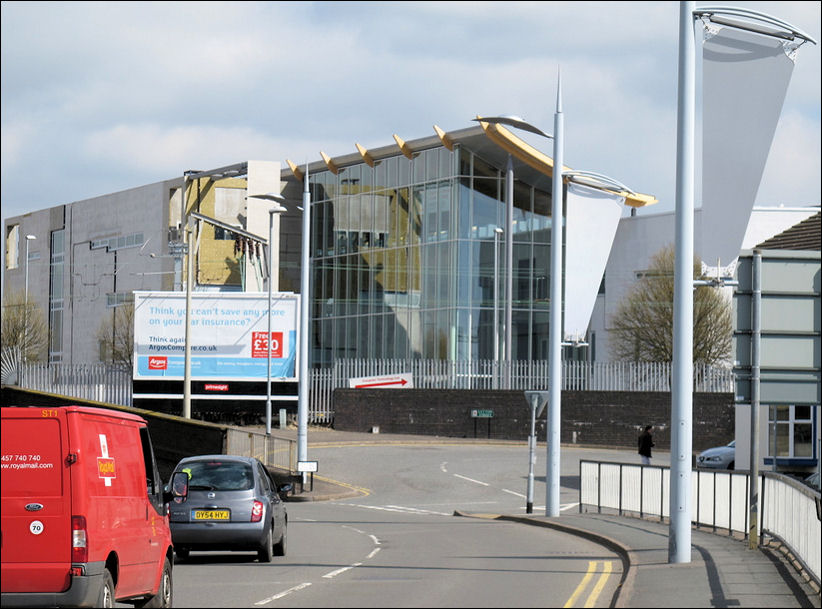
308 145 554 367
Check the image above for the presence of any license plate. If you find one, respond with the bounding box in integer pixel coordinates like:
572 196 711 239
193 509 230 520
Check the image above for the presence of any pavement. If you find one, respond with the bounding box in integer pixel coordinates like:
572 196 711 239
272 426 821 608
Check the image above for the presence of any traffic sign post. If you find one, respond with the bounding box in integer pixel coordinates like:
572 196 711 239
524 391 548 514
470 409 494 438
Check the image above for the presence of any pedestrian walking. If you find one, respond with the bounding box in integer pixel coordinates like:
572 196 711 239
638 425 654 465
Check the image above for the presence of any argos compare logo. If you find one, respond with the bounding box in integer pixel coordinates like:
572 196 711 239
148 357 167 370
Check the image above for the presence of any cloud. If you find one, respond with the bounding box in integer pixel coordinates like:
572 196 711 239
1 1 819 222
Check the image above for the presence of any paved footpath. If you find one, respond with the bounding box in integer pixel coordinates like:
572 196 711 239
271 426 820 608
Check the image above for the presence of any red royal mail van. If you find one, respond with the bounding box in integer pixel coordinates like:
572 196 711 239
1 406 188 607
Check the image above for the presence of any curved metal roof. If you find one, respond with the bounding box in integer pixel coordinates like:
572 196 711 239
284 122 657 208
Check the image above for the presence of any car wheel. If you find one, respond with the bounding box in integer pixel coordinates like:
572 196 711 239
728 461 735 470
258 526 274 563
175 547 189 561
273 522 287 557
97 568 115 608
134 558 172 608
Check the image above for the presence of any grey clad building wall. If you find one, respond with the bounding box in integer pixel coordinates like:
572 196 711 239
4 179 180 366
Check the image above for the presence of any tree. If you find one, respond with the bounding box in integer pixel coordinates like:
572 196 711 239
96 302 134 370
609 245 732 365
1 290 48 363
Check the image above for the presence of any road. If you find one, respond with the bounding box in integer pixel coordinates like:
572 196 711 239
169 442 641 607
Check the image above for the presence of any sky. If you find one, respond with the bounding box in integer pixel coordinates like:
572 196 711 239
1 1 820 227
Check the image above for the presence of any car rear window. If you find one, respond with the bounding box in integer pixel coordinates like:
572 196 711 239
179 461 254 491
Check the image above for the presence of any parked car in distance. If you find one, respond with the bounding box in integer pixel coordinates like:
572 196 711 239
167 455 291 562
804 471 820 492
697 440 736 470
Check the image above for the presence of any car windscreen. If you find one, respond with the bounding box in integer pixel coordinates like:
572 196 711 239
178 461 254 491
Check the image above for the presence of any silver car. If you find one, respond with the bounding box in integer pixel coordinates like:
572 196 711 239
696 440 735 470
168 455 290 562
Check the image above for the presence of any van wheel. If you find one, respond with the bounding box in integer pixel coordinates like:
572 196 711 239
97 569 114 608
175 547 189 561
258 527 274 563
273 523 287 556
135 558 172 608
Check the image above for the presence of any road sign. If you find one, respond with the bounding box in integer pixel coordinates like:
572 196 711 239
348 373 413 389
470 409 494 418
524 391 549 418
297 461 318 473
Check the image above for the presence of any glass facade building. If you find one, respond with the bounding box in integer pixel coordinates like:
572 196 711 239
295 132 559 368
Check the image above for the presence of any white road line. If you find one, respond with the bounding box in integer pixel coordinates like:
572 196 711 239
440 461 448 473
254 582 312 605
385 505 451 516
323 562 362 579
453 473 489 486
503 488 525 497
367 547 381 559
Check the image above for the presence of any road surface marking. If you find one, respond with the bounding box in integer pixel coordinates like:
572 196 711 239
255 582 312 605
563 561 613 608
453 473 489 486
323 563 362 579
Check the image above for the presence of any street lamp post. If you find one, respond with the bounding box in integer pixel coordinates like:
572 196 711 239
474 98 561 517
297 166 311 474
265 198 287 435
493 227 503 389
670 0 696 563
249 190 308 468
548 77 565 518
504 156 514 389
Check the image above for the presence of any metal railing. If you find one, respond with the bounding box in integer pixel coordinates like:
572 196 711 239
15 361 133 406
579 460 821 585
224 427 297 474
8 357 733 425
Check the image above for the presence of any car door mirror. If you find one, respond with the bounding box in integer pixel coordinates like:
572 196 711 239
277 483 293 501
164 471 189 504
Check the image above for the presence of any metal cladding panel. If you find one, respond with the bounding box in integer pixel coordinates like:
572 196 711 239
733 251 821 405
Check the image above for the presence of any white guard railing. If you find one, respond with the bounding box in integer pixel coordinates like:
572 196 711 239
579 460 821 586
10 358 733 424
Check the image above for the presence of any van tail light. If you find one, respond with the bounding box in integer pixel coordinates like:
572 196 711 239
251 500 264 522
71 516 88 563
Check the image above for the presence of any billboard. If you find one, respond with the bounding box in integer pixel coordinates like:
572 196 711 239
133 291 299 382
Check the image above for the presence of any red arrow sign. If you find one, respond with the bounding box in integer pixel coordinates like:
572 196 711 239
354 378 409 389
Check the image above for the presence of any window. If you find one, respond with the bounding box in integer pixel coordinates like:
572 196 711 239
139 427 163 514
6 224 19 269
767 404 815 461
49 229 65 363
91 232 145 251
214 226 237 240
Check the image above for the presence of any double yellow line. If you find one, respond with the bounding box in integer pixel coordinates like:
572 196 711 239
564 560 613 608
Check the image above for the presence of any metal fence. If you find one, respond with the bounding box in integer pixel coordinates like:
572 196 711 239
579 460 821 585
224 427 297 473
8 357 733 424
15 361 133 406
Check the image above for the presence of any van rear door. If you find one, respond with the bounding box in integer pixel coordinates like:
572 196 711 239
1 408 72 593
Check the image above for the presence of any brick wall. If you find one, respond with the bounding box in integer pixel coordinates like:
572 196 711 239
332 389 735 452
